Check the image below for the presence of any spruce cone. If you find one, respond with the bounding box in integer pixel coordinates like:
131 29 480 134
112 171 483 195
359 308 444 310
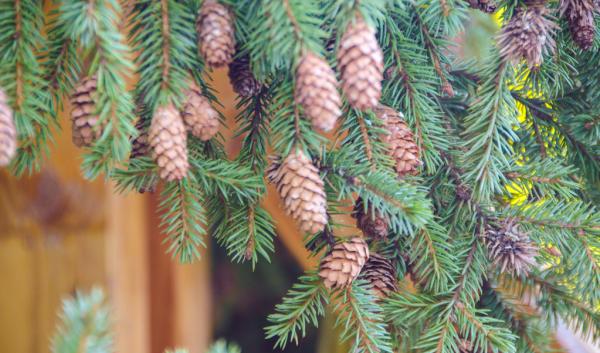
228 54 261 97
295 52 342 132
182 84 220 141
149 105 189 182
352 197 388 240
0 89 16 167
375 105 421 178
319 237 369 290
466 0 497 13
337 18 383 111
267 150 327 233
560 0 597 50
197 0 235 68
497 1 557 68
359 253 398 298
484 219 538 276
70 76 105 147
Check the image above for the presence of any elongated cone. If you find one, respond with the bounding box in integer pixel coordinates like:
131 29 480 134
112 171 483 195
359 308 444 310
352 197 388 240
228 54 261 97
375 105 421 178
484 218 538 276
197 0 235 68
267 150 327 234
149 105 189 182
497 1 558 68
337 18 383 111
319 237 369 290
560 0 597 50
0 89 16 167
295 52 342 132
71 76 105 147
359 253 398 298
181 84 220 141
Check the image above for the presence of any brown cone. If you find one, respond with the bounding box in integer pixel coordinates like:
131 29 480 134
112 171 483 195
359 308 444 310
352 197 388 240
182 84 220 141
130 119 157 193
466 0 497 13
267 150 327 234
149 105 189 182
295 52 342 132
484 218 538 276
319 237 369 290
375 105 421 178
197 0 235 68
70 76 105 147
560 0 597 50
0 89 16 167
337 18 383 111
228 54 261 97
497 1 558 68
359 253 398 298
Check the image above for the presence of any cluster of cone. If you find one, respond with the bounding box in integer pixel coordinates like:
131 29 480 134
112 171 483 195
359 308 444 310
496 0 597 69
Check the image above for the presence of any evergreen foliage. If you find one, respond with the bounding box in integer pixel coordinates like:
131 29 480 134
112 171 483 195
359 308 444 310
2 1 600 352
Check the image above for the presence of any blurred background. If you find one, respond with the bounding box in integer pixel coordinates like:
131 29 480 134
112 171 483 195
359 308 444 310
0 8 598 353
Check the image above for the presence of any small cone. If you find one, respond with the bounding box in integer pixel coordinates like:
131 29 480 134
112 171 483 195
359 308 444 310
70 76 105 147
352 197 388 240
497 1 558 68
375 105 421 178
228 54 261 97
149 104 189 181
0 89 16 167
295 52 342 132
466 0 497 13
484 218 538 276
319 237 369 290
560 0 597 50
197 0 235 68
267 150 327 234
359 253 398 298
181 84 220 141
337 18 383 111
130 119 157 193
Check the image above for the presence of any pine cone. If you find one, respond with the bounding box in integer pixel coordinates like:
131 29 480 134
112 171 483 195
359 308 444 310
70 76 105 147
484 219 538 276
359 253 398 298
319 237 369 290
375 105 421 178
497 1 558 68
267 150 327 234
149 105 189 181
197 0 235 68
295 52 342 132
352 197 388 240
0 89 16 167
337 18 383 111
466 0 497 13
560 0 597 50
228 54 261 97
182 84 220 141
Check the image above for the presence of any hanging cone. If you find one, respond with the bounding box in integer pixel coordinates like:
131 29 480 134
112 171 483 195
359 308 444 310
337 18 383 111
352 197 388 240
359 253 398 298
560 0 597 50
70 76 105 147
319 237 369 290
181 84 220 141
466 0 498 13
484 218 538 276
228 54 261 97
267 149 327 234
375 105 421 178
197 0 235 68
497 1 558 68
295 52 342 132
149 104 189 181
0 89 16 167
